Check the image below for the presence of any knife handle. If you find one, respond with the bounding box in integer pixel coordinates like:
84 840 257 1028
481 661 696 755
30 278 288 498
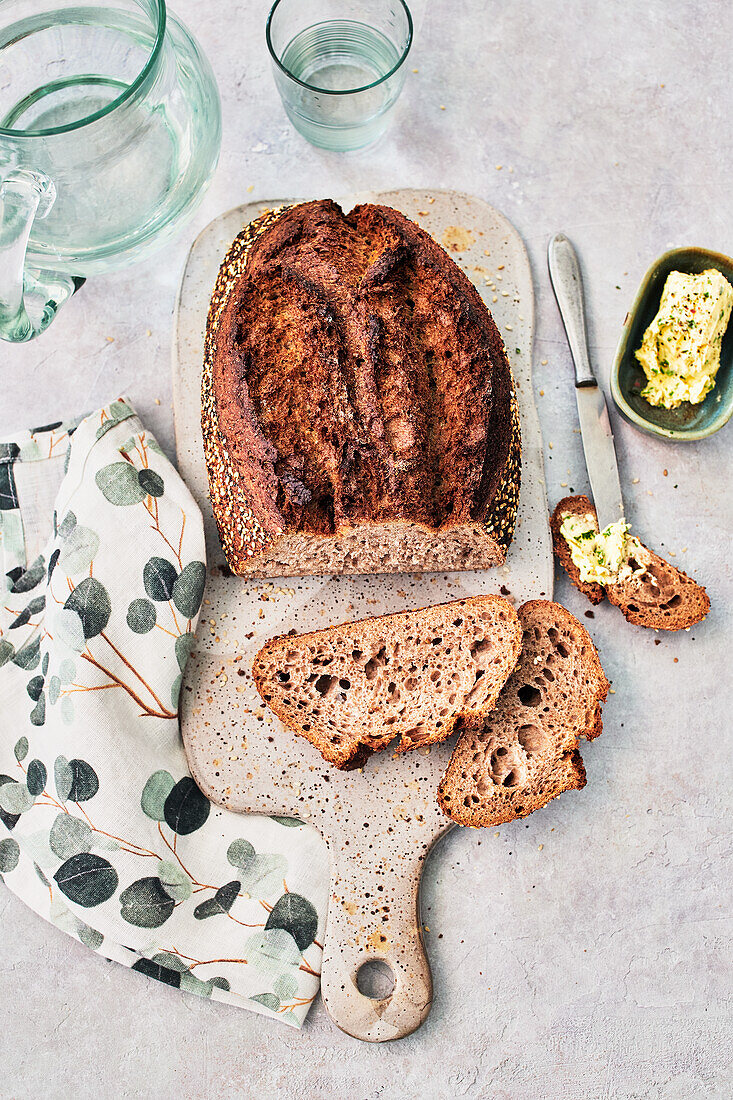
547 233 597 387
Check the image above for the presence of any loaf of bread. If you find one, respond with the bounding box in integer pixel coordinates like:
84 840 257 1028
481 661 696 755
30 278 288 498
551 495 710 630
204 200 520 578
438 600 609 826
252 596 522 769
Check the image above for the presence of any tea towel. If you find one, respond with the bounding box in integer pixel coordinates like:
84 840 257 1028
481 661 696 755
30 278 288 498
0 397 330 1028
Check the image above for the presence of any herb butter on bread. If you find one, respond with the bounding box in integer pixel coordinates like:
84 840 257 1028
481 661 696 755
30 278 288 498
552 494 710 631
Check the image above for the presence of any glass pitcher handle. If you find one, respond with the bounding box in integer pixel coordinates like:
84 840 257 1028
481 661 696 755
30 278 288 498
0 169 83 343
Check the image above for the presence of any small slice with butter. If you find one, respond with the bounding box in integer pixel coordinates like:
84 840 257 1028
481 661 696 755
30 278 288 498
559 512 648 586
635 268 733 409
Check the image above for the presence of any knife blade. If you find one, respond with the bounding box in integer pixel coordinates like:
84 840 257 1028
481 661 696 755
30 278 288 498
547 232 625 531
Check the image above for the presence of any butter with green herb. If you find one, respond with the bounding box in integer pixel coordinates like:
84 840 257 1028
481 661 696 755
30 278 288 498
635 268 733 408
559 513 647 586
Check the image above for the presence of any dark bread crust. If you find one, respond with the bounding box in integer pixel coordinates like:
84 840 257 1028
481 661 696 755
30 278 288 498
551 495 710 631
204 200 521 577
438 600 609 827
252 595 522 770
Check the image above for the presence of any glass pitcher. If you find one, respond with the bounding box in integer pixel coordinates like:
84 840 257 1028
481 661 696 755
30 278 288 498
0 0 221 342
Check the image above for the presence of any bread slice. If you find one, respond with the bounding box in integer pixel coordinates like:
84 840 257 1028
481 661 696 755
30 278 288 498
550 495 606 605
551 494 710 631
252 596 522 770
438 600 609 827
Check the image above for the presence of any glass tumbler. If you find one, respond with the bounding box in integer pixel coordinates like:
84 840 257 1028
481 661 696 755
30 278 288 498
0 0 221 342
267 0 413 152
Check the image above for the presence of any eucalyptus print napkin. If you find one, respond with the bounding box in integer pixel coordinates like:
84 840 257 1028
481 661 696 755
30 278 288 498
0 398 329 1028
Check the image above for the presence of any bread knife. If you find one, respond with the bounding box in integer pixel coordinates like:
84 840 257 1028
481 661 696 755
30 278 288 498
547 232 625 530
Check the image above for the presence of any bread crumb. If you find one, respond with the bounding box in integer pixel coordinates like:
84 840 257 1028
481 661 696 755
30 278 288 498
495 164 502 170
492 295 498 303
539 390 544 396
561 481 568 487
505 324 513 331
483 248 491 256
428 197 435 203
548 442 553 449
146 329 152 337
439 104 445 110
541 358 548 365
632 477 640 484
106 336 114 343
681 547 688 553
412 67 419 73
663 469 668 476
609 688 615 693
538 844 543 851
497 264 505 270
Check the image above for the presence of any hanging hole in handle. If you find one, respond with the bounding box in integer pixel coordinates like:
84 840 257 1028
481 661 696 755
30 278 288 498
356 958 395 1001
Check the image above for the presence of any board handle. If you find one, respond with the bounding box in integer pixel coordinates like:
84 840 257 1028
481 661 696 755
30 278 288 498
319 841 433 1042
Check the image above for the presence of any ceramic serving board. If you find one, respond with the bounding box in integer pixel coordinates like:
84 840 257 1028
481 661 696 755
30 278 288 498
172 189 553 1042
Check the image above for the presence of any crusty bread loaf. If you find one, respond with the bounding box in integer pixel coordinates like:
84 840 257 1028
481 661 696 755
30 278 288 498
252 596 522 770
551 495 710 631
438 600 609 827
203 200 521 578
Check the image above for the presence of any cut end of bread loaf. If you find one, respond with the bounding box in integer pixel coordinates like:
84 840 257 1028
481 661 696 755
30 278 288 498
438 600 609 827
252 595 522 769
551 495 711 631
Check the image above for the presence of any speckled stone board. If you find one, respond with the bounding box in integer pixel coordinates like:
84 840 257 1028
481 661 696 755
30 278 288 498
172 191 552 1040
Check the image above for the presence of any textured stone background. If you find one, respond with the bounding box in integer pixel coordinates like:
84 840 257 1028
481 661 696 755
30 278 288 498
1 1 731 1096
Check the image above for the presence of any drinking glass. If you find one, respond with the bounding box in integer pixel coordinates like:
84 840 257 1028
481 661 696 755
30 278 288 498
0 0 221 342
267 0 413 152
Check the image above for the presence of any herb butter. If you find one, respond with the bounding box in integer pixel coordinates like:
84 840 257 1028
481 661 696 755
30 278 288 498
559 513 647 586
635 268 733 408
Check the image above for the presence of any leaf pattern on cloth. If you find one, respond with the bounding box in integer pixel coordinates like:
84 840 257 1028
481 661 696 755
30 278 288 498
0 399 329 1028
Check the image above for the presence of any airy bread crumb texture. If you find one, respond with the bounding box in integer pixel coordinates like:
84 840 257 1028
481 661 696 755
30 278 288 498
438 600 609 827
253 595 522 769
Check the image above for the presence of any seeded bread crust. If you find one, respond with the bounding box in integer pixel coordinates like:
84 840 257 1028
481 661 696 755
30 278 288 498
252 595 522 770
203 200 521 578
551 494 710 631
438 600 609 827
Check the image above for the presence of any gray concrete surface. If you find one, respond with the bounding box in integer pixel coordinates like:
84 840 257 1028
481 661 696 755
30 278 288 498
1 1 731 1097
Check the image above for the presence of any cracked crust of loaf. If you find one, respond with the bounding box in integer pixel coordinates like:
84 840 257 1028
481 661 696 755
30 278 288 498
202 200 521 578
551 494 710 631
437 600 609 827
252 595 522 770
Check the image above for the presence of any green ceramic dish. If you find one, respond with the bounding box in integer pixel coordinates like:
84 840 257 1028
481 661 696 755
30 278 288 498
610 246 733 441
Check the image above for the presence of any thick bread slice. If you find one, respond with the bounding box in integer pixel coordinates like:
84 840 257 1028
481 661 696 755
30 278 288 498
252 596 522 770
438 600 609 827
551 494 710 630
